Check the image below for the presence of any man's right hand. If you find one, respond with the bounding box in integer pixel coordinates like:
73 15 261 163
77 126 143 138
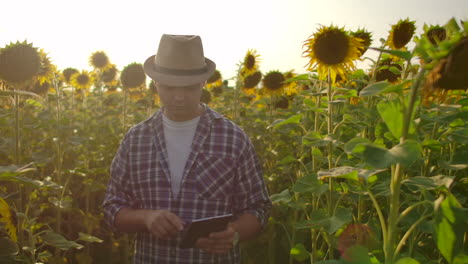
144 210 185 239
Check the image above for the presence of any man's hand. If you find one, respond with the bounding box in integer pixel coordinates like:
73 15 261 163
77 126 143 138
195 225 236 254
144 210 184 239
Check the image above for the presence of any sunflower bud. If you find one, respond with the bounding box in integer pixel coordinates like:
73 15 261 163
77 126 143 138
426 26 447 46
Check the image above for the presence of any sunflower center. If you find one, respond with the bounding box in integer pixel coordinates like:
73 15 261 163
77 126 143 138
245 55 256 69
313 29 349 65
77 74 90 85
263 72 285 91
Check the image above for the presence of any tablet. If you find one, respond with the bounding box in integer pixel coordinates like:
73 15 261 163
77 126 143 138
180 213 233 248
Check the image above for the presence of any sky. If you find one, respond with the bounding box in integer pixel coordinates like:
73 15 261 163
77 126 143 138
1 0 468 82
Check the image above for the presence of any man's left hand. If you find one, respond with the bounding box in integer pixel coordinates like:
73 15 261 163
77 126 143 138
195 225 237 254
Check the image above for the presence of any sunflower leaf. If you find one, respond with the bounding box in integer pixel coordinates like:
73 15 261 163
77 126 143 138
369 47 413 61
359 82 391 96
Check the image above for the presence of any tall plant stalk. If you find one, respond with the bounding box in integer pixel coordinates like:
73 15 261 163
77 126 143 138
384 69 426 264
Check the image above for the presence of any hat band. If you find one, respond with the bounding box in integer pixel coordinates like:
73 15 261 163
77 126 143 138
153 64 207 76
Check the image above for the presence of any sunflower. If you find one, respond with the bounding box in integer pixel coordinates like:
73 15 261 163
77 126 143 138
206 70 223 89
387 18 416 50
70 70 94 90
303 25 363 83
89 51 110 69
62 68 79 85
423 36 468 106
101 64 118 84
0 197 17 242
121 63 146 89
262 70 285 95
35 49 57 85
0 40 41 84
351 28 373 57
426 25 447 46
241 49 261 76
374 55 403 83
31 80 52 96
283 70 299 96
242 71 262 95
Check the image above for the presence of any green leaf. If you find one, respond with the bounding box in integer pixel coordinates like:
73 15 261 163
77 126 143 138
285 73 309 82
41 231 84 251
369 47 413 60
377 99 404 139
278 155 298 165
0 237 19 256
290 243 310 262
358 144 393 169
318 166 386 182
268 114 302 129
341 245 373 264
299 208 352 234
434 193 468 264
448 128 468 144
318 167 359 181
388 140 422 166
359 82 391 97
270 189 292 204
395 257 420 264
344 137 372 155
402 175 454 190
77 232 103 243
293 174 328 195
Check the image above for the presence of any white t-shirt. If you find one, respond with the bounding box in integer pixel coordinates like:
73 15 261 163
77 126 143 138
162 114 200 198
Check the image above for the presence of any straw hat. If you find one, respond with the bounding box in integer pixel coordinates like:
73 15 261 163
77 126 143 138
144 34 216 86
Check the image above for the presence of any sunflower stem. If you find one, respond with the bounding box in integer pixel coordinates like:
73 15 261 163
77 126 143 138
326 69 335 259
385 68 425 264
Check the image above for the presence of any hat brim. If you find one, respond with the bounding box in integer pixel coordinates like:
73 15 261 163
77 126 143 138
144 55 216 87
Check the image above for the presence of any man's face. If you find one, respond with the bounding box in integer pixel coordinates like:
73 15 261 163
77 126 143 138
156 82 204 121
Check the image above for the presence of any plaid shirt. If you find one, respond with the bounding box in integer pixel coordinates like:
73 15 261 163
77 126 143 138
103 105 272 264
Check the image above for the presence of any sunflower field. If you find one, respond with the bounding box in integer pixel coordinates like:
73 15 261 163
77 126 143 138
1 18 467 264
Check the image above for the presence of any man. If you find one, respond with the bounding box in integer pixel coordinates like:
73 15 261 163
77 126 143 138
103 34 272 264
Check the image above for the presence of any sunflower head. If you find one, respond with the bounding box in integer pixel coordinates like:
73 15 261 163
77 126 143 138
351 28 373 57
35 49 57 85
243 49 260 73
426 25 447 46
62 68 79 84
423 36 468 106
283 70 299 96
206 70 223 89
0 197 17 242
71 70 94 90
101 64 118 83
387 18 416 49
121 63 146 89
89 51 110 69
31 80 52 96
263 70 285 95
303 25 362 83
241 71 262 96
374 55 403 83
0 40 41 84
